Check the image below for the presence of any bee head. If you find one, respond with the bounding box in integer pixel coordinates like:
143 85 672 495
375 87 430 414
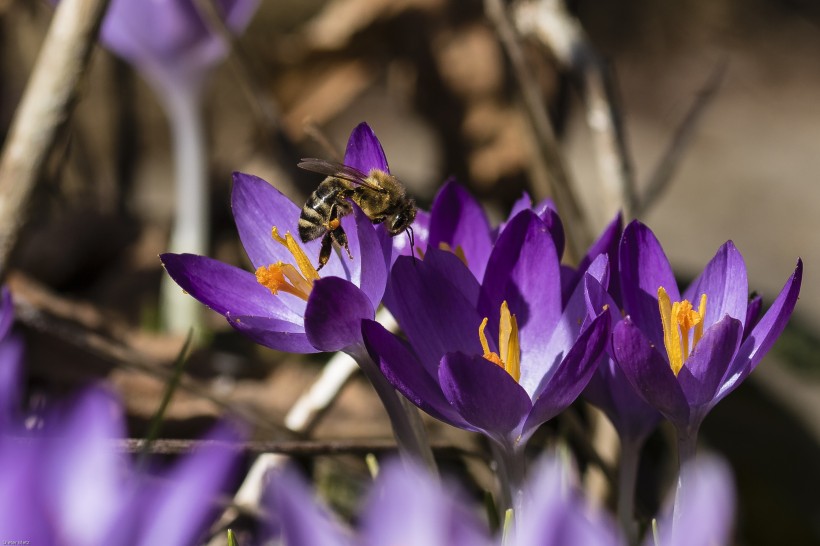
387 200 417 236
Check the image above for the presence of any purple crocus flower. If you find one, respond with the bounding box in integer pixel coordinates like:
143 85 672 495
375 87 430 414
392 180 564 279
268 460 493 546
162 123 391 354
364 209 610 492
162 123 436 462
607 221 802 457
580 215 661 445
0 388 242 545
100 0 258 93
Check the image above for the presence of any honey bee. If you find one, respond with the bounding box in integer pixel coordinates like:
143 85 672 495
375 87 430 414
297 159 417 270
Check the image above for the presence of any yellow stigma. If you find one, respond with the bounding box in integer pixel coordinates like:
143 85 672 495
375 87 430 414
438 242 468 266
478 301 521 382
415 242 469 266
658 287 707 376
255 227 320 301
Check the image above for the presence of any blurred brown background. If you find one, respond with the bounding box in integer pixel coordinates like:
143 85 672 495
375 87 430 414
2 0 820 544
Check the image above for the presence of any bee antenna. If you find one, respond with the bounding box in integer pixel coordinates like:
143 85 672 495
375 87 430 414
406 226 416 263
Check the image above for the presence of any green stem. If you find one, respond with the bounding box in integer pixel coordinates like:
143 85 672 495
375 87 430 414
617 435 645 545
672 427 699 534
347 344 437 473
491 441 526 522
157 81 207 334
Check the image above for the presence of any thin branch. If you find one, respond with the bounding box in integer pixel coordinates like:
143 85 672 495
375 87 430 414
484 0 591 258
514 0 638 220
0 0 111 275
7 271 289 435
637 61 727 216
118 437 485 459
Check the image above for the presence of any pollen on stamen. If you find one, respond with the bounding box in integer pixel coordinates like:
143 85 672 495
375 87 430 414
658 287 708 376
477 301 521 382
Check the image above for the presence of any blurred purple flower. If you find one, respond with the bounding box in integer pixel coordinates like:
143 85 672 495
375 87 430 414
162 123 392 354
267 460 493 546
0 288 24 432
99 0 258 93
364 209 610 452
514 455 624 546
648 457 736 546
0 388 242 545
608 220 802 440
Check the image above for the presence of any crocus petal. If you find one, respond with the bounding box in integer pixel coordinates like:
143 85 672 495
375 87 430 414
525 255 608 396
135 422 243 546
344 122 390 174
718 259 803 400
393 209 430 260
47 389 125 546
337 206 390 308
653 457 735 546
363 320 474 430
362 460 492 546
743 294 763 339
619 221 679 348
518 456 624 546
102 0 257 65
423 247 481 307
479 210 562 377
568 213 622 305
231 172 310 269
613 318 690 428
439 352 532 441
161 252 304 321
676 316 743 412
268 467 349 546
385 256 484 369
228 315 316 353
682 241 748 329
583 275 661 441
304 277 375 352
428 180 493 281
523 311 610 439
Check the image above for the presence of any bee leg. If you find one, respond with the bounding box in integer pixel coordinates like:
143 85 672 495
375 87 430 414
317 232 334 271
327 203 353 260
329 224 352 260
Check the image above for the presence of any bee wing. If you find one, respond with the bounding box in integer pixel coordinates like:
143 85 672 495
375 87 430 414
298 158 387 193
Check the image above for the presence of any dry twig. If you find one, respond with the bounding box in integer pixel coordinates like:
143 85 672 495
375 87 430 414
514 0 637 220
637 61 727 216
0 0 111 274
7 271 288 434
484 0 591 258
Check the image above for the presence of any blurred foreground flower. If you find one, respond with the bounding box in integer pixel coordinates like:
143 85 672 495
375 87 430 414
0 387 242 545
67 0 259 332
99 0 258 94
266 453 734 546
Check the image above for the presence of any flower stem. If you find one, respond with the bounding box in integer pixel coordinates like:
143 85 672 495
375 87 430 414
491 441 526 521
157 83 207 335
672 428 698 534
617 435 644 545
348 345 437 473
